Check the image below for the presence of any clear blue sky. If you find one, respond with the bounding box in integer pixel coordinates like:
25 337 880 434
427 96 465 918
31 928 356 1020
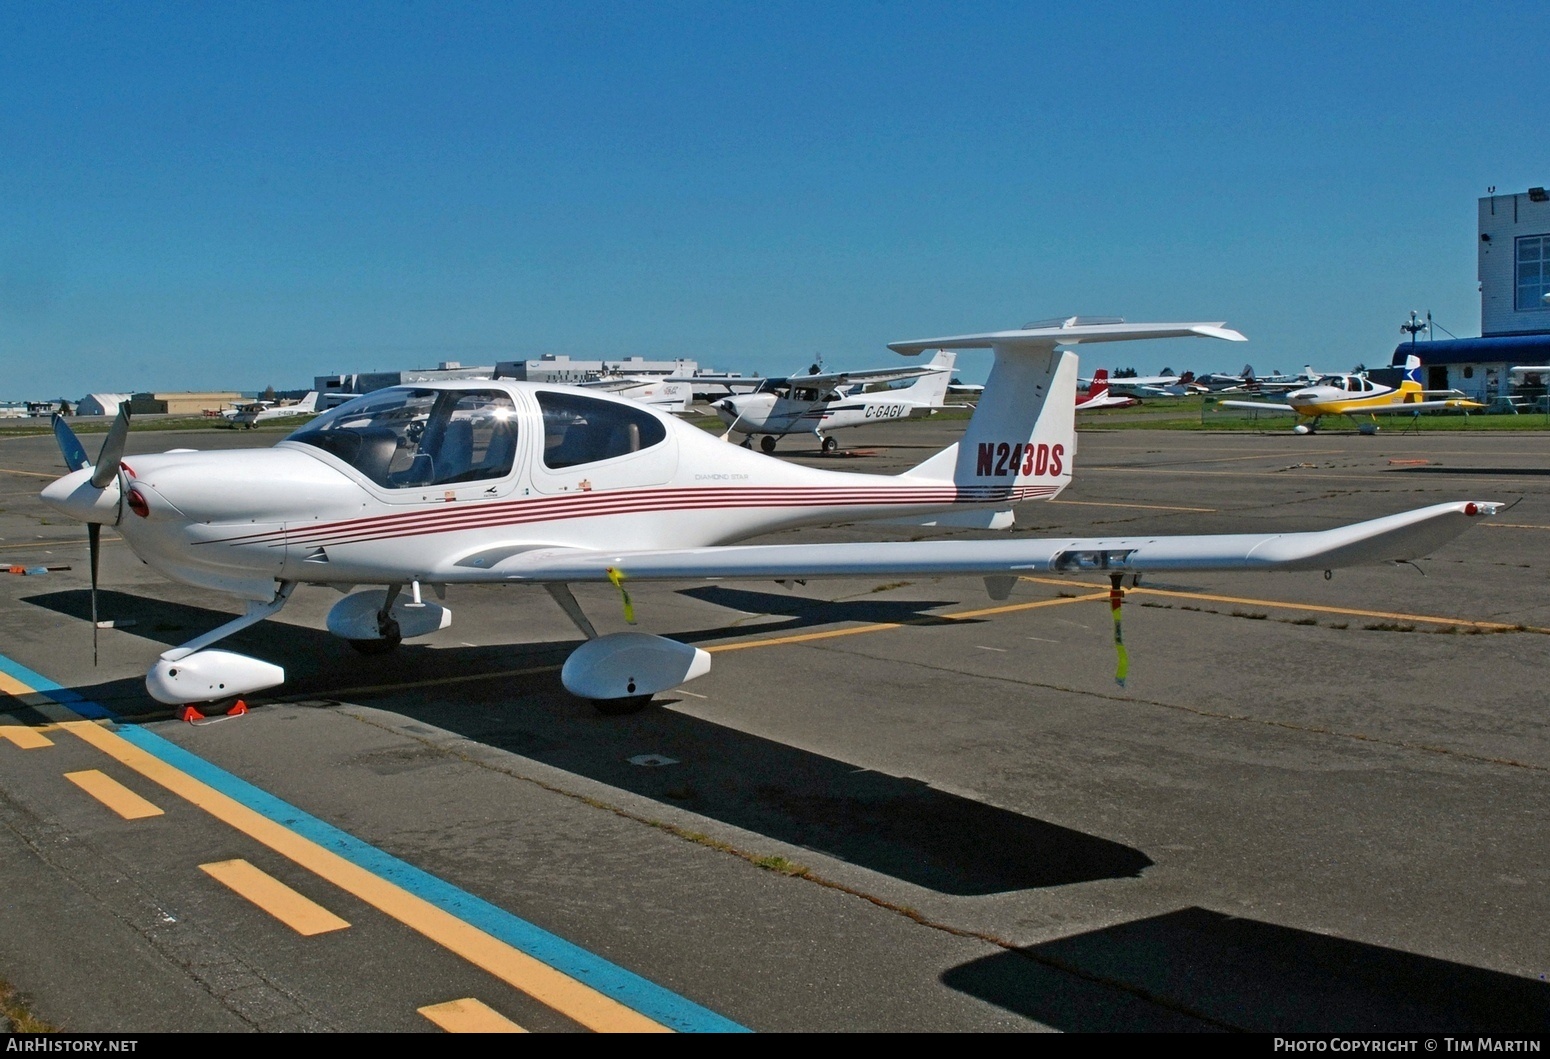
2 1 1544 399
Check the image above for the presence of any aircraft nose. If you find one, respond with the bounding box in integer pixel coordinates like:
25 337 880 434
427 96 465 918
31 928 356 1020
40 468 123 525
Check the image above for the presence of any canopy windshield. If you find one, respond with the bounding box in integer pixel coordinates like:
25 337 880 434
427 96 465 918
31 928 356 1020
288 388 518 487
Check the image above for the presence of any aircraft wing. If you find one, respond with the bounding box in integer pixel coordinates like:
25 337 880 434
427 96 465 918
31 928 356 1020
1371 398 1486 413
579 376 652 393
1217 400 1296 413
784 364 939 389
1104 374 1180 387
443 502 1495 583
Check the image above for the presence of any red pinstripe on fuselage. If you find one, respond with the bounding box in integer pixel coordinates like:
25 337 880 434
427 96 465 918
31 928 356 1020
198 482 1056 550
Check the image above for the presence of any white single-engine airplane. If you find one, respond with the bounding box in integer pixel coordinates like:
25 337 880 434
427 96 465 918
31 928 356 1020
221 391 321 429
713 351 957 453
42 318 1497 715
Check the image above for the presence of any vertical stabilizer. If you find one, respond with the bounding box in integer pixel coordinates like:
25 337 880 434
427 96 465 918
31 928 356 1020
891 319 1247 493
950 347 1077 494
902 347 1077 496
894 350 956 408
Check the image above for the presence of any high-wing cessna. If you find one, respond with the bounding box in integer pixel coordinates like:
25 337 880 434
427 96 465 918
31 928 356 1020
1074 370 1139 411
1219 355 1484 433
713 351 957 453
221 391 320 429
578 374 692 413
41 318 1497 715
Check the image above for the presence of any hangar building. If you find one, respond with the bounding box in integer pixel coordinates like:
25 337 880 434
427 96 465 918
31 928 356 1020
314 356 724 406
1390 186 1550 401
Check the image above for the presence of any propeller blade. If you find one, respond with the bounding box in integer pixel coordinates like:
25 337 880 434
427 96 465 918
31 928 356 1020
89 522 101 666
51 414 90 472
90 407 131 489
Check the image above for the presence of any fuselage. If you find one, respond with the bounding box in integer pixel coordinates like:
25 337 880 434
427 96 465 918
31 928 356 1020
43 380 1055 600
1285 375 1420 418
713 389 920 436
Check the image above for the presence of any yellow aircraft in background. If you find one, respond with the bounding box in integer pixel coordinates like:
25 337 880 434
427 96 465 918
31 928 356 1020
1220 355 1483 434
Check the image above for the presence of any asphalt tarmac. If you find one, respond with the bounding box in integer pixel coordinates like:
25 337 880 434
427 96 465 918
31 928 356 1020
0 417 1547 1033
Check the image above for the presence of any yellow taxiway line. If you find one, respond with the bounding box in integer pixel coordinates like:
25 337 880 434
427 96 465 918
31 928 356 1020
0 724 54 748
1047 499 1216 513
1015 576 1545 633
199 858 352 936
64 768 165 819
52 716 669 1033
419 997 527 1033
706 592 1109 653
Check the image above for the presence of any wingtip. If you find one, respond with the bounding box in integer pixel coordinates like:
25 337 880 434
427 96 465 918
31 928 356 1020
1193 325 1249 342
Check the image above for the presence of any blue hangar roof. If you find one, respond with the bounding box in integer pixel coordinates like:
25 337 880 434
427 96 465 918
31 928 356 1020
1391 334 1550 366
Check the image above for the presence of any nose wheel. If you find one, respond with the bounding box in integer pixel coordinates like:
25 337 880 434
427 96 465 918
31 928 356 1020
760 435 778 454
821 435 838 454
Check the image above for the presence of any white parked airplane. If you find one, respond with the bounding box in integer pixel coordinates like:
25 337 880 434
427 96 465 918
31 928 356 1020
714 351 957 453
222 391 320 428
1100 371 1201 398
41 318 1497 715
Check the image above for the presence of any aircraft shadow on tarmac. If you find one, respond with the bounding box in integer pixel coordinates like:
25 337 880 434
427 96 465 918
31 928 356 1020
941 906 1550 1033
26 589 1151 896
677 585 980 627
1389 466 1550 476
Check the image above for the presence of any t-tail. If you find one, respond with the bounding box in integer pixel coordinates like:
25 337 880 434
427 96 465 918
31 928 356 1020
890 318 1247 503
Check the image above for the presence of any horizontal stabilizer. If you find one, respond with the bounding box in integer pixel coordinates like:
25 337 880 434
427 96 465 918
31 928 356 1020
889 320 1246 357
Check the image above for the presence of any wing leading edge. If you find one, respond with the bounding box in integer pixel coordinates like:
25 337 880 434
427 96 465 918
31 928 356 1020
457 501 1496 583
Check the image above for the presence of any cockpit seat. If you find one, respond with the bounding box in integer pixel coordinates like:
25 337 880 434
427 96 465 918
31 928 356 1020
353 427 401 486
433 418 474 483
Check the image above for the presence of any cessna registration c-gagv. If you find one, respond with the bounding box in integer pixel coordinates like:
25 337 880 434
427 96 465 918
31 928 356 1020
42 318 1498 713
713 350 957 453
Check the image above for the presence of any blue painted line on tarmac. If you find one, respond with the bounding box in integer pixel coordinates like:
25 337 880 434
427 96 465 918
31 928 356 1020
0 651 749 1033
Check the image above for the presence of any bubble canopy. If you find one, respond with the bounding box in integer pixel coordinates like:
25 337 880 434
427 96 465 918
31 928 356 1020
288 388 517 488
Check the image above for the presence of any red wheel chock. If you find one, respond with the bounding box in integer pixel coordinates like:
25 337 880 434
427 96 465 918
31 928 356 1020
177 699 248 724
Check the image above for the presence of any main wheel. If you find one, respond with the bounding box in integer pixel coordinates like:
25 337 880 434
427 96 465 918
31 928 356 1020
739 437 753 449
348 627 402 654
821 436 838 453
760 435 778 454
590 694 652 716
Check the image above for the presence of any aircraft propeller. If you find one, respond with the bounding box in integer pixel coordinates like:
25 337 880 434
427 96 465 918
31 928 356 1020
48 407 131 664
